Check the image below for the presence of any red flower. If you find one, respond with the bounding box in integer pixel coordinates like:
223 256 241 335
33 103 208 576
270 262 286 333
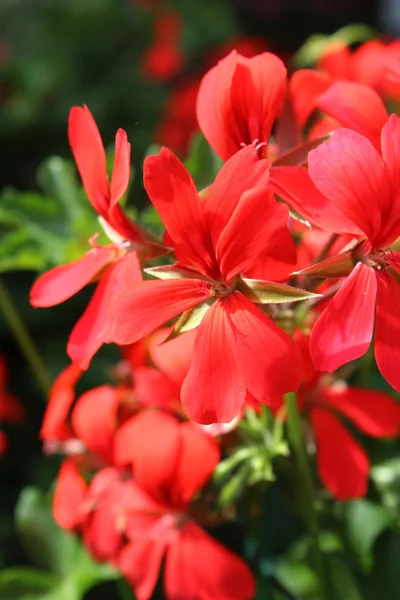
303 114 400 392
0 353 25 455
291 39 400 130
296 334 400 500
140 10 183 82
105 146 303 423
116 410 255 600
196 49 355 234
30 106 153 368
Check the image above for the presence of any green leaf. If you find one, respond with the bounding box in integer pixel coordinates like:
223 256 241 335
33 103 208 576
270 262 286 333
185 132 223 189
37 157 83 224
328 557 363 600
0 568 57 600
342 499 392 571
15 487 75 575
239 278 320 304
371 457 400 516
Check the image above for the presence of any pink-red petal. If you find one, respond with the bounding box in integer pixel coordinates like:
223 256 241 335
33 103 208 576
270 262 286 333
311 408 369 500
181 299 247 424
319 385 400 437
165 521 255 600
310 263 377 373
30 247 116 308
375 271 400 393
68 106 110 217
316 82 388 151
53 458 87 530
226 291 302 404
308 129 389 242
67 251 142 368
106 278 210 347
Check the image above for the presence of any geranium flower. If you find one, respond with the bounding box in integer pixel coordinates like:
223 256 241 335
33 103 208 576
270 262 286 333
30 106 162 368
291 39 400 130
301 113 400 392
0 353 25 456
116 410 255 600
296 334 400 499
196 49 358 234
105 145 310 424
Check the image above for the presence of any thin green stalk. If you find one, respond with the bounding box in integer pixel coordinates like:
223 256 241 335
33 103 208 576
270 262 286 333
285 392 330 600
0 277 51 399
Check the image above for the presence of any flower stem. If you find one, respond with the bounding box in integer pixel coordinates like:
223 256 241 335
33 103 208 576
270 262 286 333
0 277 51 399
285 392 330 600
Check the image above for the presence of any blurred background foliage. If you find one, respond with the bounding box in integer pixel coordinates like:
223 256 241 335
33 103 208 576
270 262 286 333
0 0 399 599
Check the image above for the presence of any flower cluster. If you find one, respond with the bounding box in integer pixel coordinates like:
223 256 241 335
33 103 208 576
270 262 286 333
32 40 400 599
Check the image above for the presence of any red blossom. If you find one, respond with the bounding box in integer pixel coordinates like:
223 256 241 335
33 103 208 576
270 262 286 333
29 106 157 369
116 410 255 600
105 145 303 423
300 114 400 392
297 333 400 499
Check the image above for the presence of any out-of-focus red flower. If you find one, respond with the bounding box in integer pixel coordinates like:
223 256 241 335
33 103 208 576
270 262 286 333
105 146 303 424
30 106 165 369
116 410 255 600
141 11 183 82
0 353 25 455
156 77 201 155
297 107 400 393
291 39 400 130
296 333 400 500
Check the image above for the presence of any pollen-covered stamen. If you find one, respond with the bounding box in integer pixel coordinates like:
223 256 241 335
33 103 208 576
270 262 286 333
209 280 235 299
364 248 399 271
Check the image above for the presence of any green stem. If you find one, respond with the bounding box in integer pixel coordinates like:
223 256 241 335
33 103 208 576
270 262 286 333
285 392 329 600
0 277 51 399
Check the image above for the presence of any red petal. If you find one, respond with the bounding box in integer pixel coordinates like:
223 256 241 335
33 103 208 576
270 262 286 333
311 408 369 500
148 328 196 385
68 106 110 216
105 278 210 346
165 522 255 600
114 410 181 506
171 422 220 507
245 201 297 281
289 69 332 127
119 535 170 600
143 148 216 277
377 114 400 245
30 247 116 307
320 385 400 437
0 392 25 424
375 271 400 393
317 43 351 77
71 386 119 464
53 459 87 530
216 186 290 283
67 252 142 368
196 50 243 160
40 364 82 441
230 52 287 147
134 366 180 411
316 82 388 151
204 145 270 246
110 129 131 205
310 263 377 372
181 300 247 424
308 129 389 242
226 292 302 404
270 166 362 235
